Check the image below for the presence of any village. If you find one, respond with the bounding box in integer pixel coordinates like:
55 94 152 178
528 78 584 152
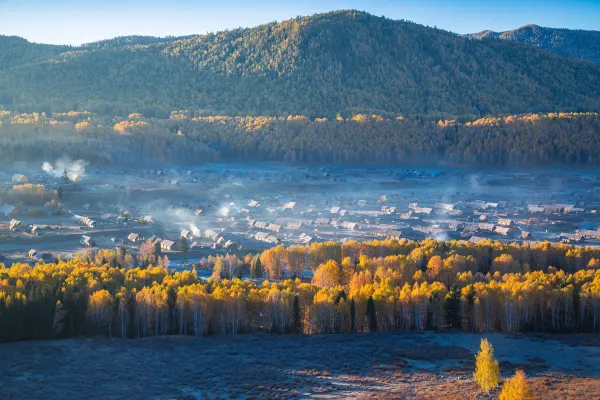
2 162 600 267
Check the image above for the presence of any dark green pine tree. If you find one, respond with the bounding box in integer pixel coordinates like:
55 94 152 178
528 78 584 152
366 296 377 332
444 284 461 329
292 295 301 334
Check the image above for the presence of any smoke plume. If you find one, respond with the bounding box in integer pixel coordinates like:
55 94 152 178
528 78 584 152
42 158 89 180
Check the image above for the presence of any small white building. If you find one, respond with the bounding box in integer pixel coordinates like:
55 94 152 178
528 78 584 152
12 174 28 183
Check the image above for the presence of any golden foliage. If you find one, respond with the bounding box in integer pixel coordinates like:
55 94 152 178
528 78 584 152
473 338 500 393
499 370 534 400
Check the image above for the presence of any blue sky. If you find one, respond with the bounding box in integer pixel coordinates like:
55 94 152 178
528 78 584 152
1 0 599 45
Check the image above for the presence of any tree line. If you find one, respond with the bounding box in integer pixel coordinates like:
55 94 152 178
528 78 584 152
1 110 600 166
1 238 599 343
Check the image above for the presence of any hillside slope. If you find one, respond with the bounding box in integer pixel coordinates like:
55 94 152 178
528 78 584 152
466 25 600 64
1 11 600 117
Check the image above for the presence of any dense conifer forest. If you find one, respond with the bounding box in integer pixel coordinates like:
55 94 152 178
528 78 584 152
1 11 600 118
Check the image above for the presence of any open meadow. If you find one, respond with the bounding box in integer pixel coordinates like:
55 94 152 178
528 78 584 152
1 332 598 399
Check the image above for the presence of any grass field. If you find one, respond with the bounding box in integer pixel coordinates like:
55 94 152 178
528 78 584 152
0 332 598 399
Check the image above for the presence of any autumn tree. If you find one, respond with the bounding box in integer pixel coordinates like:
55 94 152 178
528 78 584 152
313 260 342 288
473 338 500 393
499 370 534 400
426 255 444 281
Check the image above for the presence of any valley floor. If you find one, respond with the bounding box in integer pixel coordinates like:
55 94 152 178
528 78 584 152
0 332 598 399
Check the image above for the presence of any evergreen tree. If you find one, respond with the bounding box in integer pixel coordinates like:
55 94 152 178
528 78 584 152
250 256 262 279
350 298 356 333
366 296 377 332
179 237 190 258
292 295 301 334
444 285 461 329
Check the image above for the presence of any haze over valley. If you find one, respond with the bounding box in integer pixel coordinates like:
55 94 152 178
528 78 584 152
1 4 600 400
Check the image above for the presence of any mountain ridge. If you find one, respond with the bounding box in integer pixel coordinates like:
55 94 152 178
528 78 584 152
1 10 600 117
466 24 600 63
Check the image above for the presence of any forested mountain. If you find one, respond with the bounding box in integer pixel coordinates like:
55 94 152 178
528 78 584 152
466 25 600 64
82 35 194 49
0 36 69 69
1 10 600 117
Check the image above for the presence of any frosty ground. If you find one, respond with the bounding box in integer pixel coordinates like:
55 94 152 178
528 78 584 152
1 332 598 399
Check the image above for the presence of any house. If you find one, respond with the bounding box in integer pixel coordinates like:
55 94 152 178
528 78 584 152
339 209 348 216
255 231 280 244
142 216 155 223
554 204 574 212
28 249 38 259
255 221 269 229
248 200 260 208
434 202 454 211
469 200 488 210
386 230 403 240
204 229 221 241
478 223 496 232
357 200 367 207
494 226 511 236
102 213 117 221
128 233 141 243
267 223 282 233
283 202 296 210
469 236 487 244
31 225 40 236
160 240 178 251
11 174 28 183
579 229 600 239
447 222 462 231
299 233 313 244
181 229 193 240
413 207 433 215
497 218 513 226
169 180 180 186
286 221 304 230
9 219 21 231
223 240 235 249
528 205 545 213
72 215 96 228
81 235 95 247
194 209 203 216
479 215 488 222
341 221 360 231
71 174 83 182
316 218 331 225
330 206 341 214
521 231 532 239
560 233 584 243
463 224 480 234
